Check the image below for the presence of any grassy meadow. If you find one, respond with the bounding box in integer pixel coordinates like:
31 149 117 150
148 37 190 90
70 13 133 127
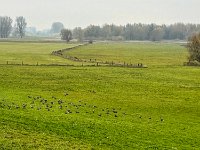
0 42 79 65
0 41 200 149
64 42 188 67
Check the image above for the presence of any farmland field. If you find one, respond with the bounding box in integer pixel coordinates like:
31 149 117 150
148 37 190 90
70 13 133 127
0 41 200 149
64 42 188 67
0 42 79 65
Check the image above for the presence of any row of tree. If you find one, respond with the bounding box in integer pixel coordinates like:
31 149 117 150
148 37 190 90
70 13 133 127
0 16 27 38
71 23 200 42
38 22 200 42
0 16 199 41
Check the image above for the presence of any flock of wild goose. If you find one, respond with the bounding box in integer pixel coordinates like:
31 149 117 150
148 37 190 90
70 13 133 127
0 93 164 122
0 93 127 119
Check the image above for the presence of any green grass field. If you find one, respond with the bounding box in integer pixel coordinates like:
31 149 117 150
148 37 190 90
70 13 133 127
64 42 188 67
0 42 80 65
0 41 199 149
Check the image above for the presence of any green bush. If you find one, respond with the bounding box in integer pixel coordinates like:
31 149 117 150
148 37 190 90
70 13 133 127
187 33 200 63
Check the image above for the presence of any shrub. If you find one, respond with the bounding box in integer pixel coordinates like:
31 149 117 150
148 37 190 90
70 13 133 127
187 33 200 63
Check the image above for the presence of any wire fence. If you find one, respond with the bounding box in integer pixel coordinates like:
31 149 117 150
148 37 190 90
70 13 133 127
0 60 147 68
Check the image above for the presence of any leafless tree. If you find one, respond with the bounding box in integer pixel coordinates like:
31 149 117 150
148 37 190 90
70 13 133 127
73 27 84 42
15 16 27 38
60 29 72 42
0 16 13 38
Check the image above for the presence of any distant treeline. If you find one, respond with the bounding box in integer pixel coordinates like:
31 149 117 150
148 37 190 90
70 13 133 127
1 15 200 41
73 23 200 41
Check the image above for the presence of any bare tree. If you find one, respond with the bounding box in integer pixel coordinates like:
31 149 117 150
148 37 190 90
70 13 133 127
15 16 27 38
73 27 84 42
60 29 72 42
0 16 13 38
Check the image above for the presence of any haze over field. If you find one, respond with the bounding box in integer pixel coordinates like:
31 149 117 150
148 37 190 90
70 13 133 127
1 0 200 29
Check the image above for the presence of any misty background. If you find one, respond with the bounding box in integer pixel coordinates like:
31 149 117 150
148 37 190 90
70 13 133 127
0 0 200 40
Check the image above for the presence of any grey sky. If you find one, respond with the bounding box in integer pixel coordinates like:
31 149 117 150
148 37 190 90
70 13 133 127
1 0 200 30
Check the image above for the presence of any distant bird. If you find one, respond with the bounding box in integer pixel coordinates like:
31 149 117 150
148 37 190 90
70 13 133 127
113 110 117 114
22 104 27 109
0 104 5 108
40 99 45 103
160 117 164 122
51 102 54 105
65 109 72 114
115 115 118 117
52 96 56 99
65 111 69 114
64 93 68 96
58 99 63 104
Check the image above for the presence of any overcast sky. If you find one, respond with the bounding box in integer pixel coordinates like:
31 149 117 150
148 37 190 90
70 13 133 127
1 0 200 30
